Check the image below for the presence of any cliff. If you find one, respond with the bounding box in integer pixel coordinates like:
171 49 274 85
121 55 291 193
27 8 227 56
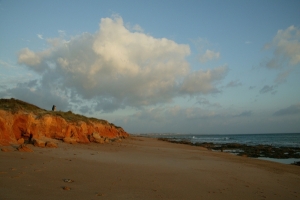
0 98 129 146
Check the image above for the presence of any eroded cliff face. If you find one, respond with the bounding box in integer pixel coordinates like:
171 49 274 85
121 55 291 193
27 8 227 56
0 99 129 146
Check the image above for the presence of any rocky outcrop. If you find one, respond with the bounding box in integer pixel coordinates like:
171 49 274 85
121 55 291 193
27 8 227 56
45 141 58 148
17 144 33 152
0 98 129 146
159 138 300 159
33 138 46 147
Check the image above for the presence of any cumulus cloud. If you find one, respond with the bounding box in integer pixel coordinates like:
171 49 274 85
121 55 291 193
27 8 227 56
274 103 300 116
125 22 144 32
18 48 42 66
180 65 228 95
264 25 300 83
198 49 220 63
14 16 228 113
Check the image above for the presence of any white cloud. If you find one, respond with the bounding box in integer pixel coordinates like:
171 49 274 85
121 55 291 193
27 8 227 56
18 48 41 66
274 26 300 64
180 65 228 95
37 34 43 39
198 49 220 63
125 22 144 32
14 16 228 112
264 25 300 83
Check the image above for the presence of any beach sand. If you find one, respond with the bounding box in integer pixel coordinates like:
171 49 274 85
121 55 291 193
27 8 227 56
1 136 299 200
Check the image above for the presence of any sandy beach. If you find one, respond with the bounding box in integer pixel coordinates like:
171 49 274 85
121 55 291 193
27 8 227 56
1 136 299 200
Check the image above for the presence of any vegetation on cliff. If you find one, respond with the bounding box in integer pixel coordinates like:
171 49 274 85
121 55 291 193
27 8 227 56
0 98 111 125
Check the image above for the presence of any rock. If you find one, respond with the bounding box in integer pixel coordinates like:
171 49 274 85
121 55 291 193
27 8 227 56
17 138 24 145
96 138 105 144
33 139 46 147
63 137 77 144
62 186 71 190
92 132 101 140
1 148 11 152
292 161 300 166
17 144 33 152
89 132 105 144
104 137 111 143
63 179 74 183
46 141 58 148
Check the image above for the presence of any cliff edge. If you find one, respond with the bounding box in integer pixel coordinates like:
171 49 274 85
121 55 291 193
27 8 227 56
0 98 129 146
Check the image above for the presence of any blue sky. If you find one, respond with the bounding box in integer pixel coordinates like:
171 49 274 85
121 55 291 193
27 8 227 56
1 0 300 134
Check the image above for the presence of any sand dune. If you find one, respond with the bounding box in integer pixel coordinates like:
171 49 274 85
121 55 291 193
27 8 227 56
1 136 299 200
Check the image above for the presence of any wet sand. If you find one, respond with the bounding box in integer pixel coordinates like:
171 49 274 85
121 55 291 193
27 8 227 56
0 136 299 200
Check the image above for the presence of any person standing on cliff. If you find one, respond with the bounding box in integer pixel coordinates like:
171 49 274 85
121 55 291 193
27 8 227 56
29 133 33 144
52 105 56 111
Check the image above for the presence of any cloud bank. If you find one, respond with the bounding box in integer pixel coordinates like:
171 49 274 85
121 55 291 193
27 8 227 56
7 16 228 112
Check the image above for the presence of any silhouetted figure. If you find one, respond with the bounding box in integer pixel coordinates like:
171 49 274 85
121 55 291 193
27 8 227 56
52 105 56 111
29 134 33 144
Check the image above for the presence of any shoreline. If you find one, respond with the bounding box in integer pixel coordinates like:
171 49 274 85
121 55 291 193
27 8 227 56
155 137 300 165
1 136 300 199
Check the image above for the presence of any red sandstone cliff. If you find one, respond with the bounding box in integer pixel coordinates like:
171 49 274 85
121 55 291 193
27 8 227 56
0 98 129 146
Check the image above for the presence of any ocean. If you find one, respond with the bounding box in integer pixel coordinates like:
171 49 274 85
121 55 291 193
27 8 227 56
144 133 300 164
146 133 300 148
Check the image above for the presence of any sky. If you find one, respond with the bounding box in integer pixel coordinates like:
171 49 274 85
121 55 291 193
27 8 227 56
0 0 300 134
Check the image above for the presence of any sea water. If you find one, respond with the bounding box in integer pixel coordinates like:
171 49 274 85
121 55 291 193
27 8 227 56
145 133 300 164
148 133 300 148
